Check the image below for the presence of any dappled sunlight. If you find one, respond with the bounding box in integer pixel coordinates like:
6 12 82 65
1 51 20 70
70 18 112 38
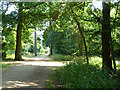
17 61 65 67
3 81 40 88
2 55 67 67
2 54 66 67
2 61 66 67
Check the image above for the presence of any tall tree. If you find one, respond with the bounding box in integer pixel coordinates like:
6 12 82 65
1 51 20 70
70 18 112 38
15 3 23 60
34 29 37 56
102 2 112 70
14 2 46 60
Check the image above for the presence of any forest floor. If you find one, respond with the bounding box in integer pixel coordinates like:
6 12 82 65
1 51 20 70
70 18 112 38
2 55 65 88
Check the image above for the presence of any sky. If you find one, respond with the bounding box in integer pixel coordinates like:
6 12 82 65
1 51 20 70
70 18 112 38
6 5 16 14
92 1 102 9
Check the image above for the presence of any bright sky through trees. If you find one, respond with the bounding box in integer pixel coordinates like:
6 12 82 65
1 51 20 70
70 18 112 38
92 1 102 9
6 4 16 14
5 1 103 14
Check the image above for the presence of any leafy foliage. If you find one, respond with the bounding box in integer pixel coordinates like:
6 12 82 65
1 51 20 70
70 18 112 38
55 58 120 88
51 54 74 61
2 1 120 88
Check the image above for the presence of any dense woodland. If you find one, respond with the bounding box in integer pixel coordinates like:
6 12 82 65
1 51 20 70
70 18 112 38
1 1 120 88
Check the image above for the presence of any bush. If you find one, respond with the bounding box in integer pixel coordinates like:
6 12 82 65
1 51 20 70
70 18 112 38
51 54 74 61
55 59 119 88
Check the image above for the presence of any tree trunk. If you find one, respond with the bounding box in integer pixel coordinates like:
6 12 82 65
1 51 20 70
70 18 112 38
77 22 89 64
50 20 53 56
71 10 89 64
102 2 112 70
78 34 83 56
50 39 52 56
15 3 23 60
34 30 37 56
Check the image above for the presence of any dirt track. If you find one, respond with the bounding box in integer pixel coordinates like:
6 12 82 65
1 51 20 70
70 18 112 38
2 55 65 88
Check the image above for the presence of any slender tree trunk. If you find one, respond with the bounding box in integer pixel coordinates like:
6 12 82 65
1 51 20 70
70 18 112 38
71 10 89 64
102 2 112 70
77 22 89 64
34 30 37 56
50 20 52 56
15 3 23 60
50 39 52 56
78 34 83 56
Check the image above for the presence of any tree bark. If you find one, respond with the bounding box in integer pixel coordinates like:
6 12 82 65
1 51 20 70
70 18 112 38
102 2 112 70
15 3 23 60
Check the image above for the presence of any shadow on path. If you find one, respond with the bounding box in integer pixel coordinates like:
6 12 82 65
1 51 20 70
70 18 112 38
2 55 66 88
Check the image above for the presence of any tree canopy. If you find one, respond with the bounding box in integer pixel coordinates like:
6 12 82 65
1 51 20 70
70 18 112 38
2 1 120 70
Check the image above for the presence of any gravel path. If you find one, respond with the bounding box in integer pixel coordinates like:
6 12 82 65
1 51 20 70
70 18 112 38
2 55 65 88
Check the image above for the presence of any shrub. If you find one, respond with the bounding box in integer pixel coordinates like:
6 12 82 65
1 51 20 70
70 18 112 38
51 54 74 61
55 59 119 88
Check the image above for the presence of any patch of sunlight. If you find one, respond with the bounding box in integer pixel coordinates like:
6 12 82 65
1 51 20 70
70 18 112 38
52 68 58 70
3 81 39 88
46 80 50 82
116 61 119 65
89 56 102 67
2 61 66 67
2 61 28 64
116 61 120 69
18 61 66 67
